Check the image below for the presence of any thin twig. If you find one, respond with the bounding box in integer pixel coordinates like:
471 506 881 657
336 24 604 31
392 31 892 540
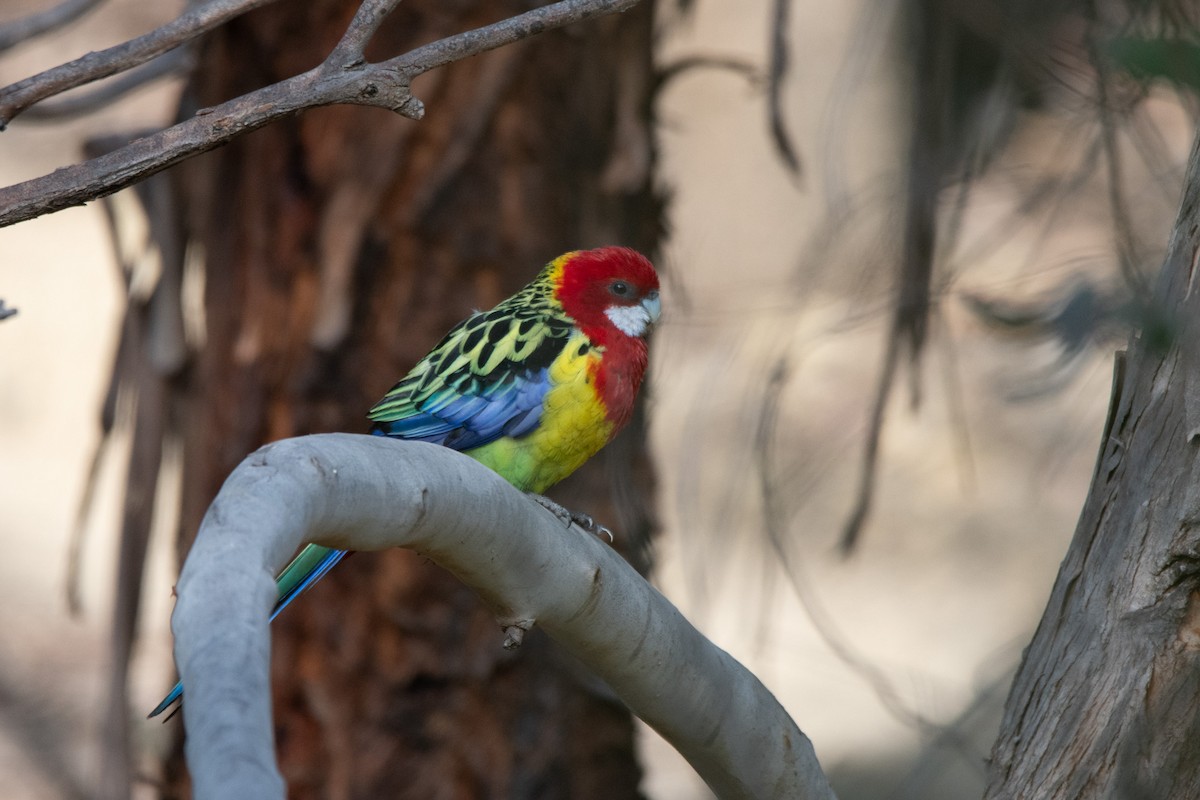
391 0 638 74
767 0 801 176
21 48 192 123
0 67 354 227
839 329 899 553
755 350 985 765
329 0 405 66
655 55 762 90
0 0 281 128
0 0 105 53
0 0 641 228
839 0 951 553
0 299 16 320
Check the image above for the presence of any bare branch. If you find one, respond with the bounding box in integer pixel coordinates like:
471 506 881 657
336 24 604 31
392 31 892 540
328 0 405 66
0 299 16 321
0 65 376 227
767 0 802 176
982 130 1200 800
0 0 281 128
0 0 105 53
20 48 191 123
0 0 642 229
172 434 836 800
839 330 900 553
386 0 640 74
656 55 762 90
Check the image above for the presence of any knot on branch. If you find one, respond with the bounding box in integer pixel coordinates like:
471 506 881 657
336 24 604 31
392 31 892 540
502 619 534 650
396 95 424 120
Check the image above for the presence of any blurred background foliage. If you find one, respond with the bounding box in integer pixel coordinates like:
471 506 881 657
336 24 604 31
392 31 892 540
1 0 1199 798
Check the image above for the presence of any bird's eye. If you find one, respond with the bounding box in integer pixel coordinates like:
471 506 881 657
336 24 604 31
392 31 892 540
610 281 631 297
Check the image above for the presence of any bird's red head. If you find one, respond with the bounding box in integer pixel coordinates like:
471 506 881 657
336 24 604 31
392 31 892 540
552 247 661 347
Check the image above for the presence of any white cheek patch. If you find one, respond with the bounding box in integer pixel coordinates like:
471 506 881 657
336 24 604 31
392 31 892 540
605 305 651 337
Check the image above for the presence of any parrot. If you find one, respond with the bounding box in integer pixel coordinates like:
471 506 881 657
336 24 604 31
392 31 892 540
149 246 661 719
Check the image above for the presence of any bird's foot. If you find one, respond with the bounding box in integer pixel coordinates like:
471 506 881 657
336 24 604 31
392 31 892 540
527 494 613 543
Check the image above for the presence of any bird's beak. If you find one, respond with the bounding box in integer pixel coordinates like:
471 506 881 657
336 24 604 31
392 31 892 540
641 291 661 328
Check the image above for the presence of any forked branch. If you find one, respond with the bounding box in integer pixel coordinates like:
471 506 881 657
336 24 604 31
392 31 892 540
0 0 641 228
0 0 282 125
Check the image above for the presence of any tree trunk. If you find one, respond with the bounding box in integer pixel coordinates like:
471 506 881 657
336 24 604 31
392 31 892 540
984 132 1200 798
160 2 662 797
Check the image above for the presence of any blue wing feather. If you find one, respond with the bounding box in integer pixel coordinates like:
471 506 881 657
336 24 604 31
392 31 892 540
372 367 552 451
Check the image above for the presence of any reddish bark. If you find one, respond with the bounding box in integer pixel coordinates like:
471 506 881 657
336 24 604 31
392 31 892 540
160 2 662 796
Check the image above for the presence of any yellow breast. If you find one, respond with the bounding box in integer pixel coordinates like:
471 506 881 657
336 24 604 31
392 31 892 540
465 333 613 494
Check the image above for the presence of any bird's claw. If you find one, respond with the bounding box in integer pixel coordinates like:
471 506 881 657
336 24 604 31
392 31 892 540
528 494 614 543
580 517 614 543
565 508 613 543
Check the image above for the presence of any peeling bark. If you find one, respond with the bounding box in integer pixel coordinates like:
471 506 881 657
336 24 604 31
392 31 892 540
985 132 1200 799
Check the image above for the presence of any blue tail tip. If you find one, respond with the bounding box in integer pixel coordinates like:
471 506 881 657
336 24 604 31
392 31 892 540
148 682 183 720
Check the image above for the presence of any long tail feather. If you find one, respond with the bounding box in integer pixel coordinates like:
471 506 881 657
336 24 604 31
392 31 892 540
147 682 183 720
270 546 349 622
147 545 350 719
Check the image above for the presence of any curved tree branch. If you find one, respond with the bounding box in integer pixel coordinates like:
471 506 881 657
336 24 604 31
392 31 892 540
767 0 801 176
172 433 835 800
0 0 641 229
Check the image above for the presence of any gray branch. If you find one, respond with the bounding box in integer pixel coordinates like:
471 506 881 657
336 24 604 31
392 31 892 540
172 433 836 800
328 0 404 66
0 0 641 229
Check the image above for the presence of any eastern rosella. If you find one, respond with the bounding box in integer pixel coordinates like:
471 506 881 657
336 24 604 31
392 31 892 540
150 246 661 718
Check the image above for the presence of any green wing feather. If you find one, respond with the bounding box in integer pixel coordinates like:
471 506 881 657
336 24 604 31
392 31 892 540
368 277 576 449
